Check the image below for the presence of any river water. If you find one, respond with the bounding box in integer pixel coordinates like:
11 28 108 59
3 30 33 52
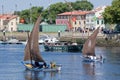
0 44 120 80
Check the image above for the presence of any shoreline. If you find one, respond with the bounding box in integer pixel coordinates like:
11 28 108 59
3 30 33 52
0 32 120 47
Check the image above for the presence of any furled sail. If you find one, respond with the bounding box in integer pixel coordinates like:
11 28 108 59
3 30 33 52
82 27 99 56
24 15 45 62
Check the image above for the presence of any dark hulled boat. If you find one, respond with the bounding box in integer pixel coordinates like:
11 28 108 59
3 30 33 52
44 42 83 52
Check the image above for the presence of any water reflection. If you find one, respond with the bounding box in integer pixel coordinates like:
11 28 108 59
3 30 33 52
24 70 45 80
0 44 120 80
83 62 95 75
24 70 60 80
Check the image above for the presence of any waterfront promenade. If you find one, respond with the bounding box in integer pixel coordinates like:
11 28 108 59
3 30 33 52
0 31 106 41
0 31 120 47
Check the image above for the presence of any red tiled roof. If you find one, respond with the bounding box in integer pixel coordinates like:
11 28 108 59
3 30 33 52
58 11 88 16
0 14 18 20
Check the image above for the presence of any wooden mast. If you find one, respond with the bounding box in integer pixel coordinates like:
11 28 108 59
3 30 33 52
64 0 76 43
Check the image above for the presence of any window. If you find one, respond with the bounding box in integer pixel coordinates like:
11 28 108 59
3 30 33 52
84 21 86 24
97 20 99 24
79 21 81 24
101 20 104 24
11 22 13 25
91 19 94 22
86 19 89 22
11 27 13 31
74 21 76 24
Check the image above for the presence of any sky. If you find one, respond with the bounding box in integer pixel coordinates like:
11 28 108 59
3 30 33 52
0 0 113 14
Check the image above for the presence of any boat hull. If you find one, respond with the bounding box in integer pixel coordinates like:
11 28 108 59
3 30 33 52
22 62 61 72
44 44 83 52
81 56 105 63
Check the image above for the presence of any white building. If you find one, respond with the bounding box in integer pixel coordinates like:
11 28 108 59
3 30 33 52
86 11 96 30
94 6 106 29
0 14 20 32
86 6 106 29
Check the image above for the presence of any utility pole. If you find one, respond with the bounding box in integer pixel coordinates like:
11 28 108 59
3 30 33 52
2 5 4 15
30 3 32 23
15 4 17 15
48 0 52 24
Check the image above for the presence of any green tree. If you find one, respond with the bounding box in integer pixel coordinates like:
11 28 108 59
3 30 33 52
30 6 43 23
20 9 30 23
20 6 43 23
19 1 94 24
103 6 114 24
72 0 93 11
42 2 71 23
42 1 93 24
103 0 120 24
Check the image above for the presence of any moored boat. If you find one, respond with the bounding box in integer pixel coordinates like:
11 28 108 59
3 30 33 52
0 37 21 44
44 42 83 52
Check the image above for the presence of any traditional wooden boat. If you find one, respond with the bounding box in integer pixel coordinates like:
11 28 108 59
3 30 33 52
81 27 105 62
22 15 61 71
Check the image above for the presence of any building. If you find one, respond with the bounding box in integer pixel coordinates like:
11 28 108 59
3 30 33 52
0 14 20 32
56 11 88 31
56 6 106 31
85 11 96 30
93 6 106 29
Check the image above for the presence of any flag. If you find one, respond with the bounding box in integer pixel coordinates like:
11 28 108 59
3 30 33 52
72 17 76 22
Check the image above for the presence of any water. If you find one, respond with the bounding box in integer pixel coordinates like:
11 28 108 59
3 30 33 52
0 44 120 80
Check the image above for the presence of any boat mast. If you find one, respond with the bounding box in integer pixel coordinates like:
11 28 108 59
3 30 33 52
29 3 33 65
27 31 33 65
64 0 76 43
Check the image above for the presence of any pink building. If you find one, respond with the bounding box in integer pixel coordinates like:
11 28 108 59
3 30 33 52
56 11 88 31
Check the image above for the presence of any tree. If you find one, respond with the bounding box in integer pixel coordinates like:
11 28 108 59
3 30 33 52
103 0 120 24
42 1 93 24
20 6 43 23
20 9 30 24
42 2 71 23
103 6 114 24
19 1 94 24
30 6 43 23
72 0 93 11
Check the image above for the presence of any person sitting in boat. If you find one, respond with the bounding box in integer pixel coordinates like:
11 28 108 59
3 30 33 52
34 61 48 68
50 61 56 69
98 55 103 61
100 55 102 59
34 61 43 68
43 62 47 68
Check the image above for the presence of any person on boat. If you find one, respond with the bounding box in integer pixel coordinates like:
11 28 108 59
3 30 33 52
34 61 43 68
34 61 48 68
34 61 40 67
43 62 47 68
50 61 56 69
99 55 103 61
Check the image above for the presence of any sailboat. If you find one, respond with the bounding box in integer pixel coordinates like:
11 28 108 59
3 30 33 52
82 27 104 62
22 15 61 71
